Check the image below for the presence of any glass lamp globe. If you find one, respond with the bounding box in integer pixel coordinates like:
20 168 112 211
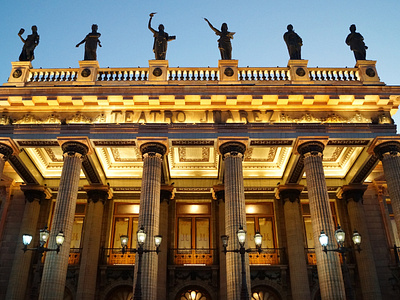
120 235 129 248
334 226 345 245
55 231 65 246
39 227 50 243
154 235 162 247
352 230 362 245
22 233 33 246
254 231 263 248
237 227 246 246
137 227 147 246
319 230 329 247
221 235 229 247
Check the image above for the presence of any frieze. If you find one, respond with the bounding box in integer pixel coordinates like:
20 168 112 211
0 110 389 125
327 140 369 146
93 141 136 147
250 140 293 146
17 140 59 147
172 140 214 146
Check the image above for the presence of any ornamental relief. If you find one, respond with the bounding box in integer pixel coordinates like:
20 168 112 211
279 112 372 123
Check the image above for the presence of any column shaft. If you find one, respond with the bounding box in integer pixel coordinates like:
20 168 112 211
76 188 108 300
133 143 166 300
343 188 382 300
39 142 88 300
280 187 311 300
220 142 250 300
6 187 44 299
298 142 345 300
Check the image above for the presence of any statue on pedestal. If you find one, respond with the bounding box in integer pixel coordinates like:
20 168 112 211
204 18 235 60
345 24 367 61
76 24 102 61
18 26 39 62
283 24 302 60
148 13 176 60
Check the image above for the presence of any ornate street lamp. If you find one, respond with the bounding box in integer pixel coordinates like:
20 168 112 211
221 226 263 300
319 225 362 300
22 226 64 299
120 225 162 300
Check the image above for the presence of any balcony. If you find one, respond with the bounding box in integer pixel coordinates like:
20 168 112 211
249 248 286 265
170 248 217 265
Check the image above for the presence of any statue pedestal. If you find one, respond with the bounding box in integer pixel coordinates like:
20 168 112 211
218 60 239 83
76 61 99 85
4 61 32 87
287 60 310 84
148 60 169 84
355 60 383 85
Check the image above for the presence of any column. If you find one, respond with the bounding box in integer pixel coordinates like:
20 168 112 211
5 185 46 300
133 142 167 300
297 141 345 300
0 142 15 240
39 141 89 300
373 141 400 242
219 140 251 300
279 185 311 300
76 185 109 300
342 185 382 300
0 143 13 179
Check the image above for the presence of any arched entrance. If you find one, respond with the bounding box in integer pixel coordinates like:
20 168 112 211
251 285 281 300
105 285 133 300
176 286 211 300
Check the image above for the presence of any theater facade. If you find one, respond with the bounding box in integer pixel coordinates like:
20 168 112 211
0 59 400 300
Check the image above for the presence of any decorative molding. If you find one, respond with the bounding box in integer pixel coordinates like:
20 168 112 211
327 140 369 146
172 140 214 146
93 140 136 147
250 140 293 146
8 155 37 184
279 112 371 124
18 140 59 147
82 157 101 184
66 113 92 124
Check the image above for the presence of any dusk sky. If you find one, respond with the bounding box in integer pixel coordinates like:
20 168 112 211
1 1 400 125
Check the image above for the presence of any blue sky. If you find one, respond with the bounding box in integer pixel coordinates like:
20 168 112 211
1 1 400 124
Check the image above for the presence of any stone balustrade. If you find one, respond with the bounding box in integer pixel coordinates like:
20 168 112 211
5 59 383 87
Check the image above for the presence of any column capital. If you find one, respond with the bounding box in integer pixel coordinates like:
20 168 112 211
295 137 328 156
137 137 168 157
338 184 367 203
84 185 110 204
0 138 20 159
21 184 49 203
160 184 174 203
276 185 304 204
58 137 92 156
370 138 400 160
218 137 248 159
212 184 225 202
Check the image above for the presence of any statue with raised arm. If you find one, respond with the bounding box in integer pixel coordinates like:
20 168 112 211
76 24 102 61
283 24 302 60
204 18 235 60
345 24 367 61
18 25 39 61
148 13 176 60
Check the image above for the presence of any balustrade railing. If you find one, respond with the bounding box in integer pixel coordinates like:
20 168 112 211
168 68 219 81
238 67 290 81
308 68 360 81
97 68 148 81
249 248 286 265
28 69 79 82
21 65 368 85
68 248 82 265
101 248 136 265
170 248 217 265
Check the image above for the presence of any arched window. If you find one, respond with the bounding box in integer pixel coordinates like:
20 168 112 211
176 287 211 300
251 286 281 300
105 285 133 300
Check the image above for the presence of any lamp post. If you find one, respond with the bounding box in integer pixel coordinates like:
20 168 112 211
319 226 361 300
22 226 65 299
221 226 263 300
120 226 162 300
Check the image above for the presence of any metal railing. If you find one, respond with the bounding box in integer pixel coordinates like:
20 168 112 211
101 247 136 265
170 248 217 265
68 248 82 265
249 248 286 265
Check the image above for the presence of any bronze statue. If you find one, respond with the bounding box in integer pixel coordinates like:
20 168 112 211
283 24 302 60
204 18 235 60
18 26 39 61
76 24 102 60
148 13 176 60
345 24 367 61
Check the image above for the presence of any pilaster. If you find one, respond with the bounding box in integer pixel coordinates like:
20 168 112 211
76 185 109 300
278 185 311 300
341 185 382 300
6 185 47 300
